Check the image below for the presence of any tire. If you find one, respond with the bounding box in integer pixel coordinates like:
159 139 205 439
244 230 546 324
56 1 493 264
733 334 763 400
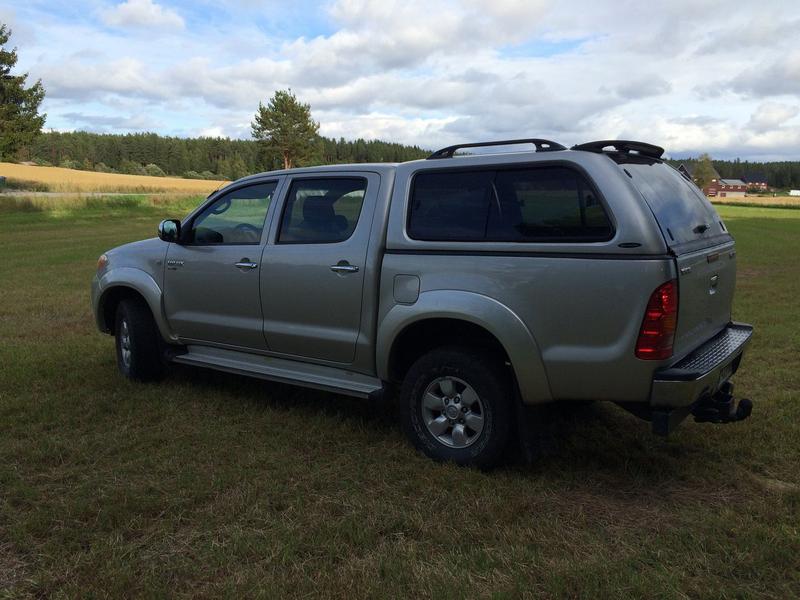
400 346 514 469
114 297 164 381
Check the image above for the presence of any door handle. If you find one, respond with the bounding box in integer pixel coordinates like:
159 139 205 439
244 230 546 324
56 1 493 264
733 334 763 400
330 263 359 274
235 260 258 270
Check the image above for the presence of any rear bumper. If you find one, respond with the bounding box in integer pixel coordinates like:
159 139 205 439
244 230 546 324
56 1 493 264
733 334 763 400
650 322 753 408
648 322 753 434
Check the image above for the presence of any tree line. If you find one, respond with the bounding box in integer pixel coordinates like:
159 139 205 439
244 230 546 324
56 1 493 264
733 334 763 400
665 156 800 190
19 130 430 180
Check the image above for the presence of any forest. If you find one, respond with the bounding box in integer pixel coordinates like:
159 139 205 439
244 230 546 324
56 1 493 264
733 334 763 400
20 131 430 180
664 157 800 190
13 130 800 188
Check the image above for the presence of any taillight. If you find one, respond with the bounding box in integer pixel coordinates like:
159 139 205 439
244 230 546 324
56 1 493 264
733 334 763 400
635 279 678 360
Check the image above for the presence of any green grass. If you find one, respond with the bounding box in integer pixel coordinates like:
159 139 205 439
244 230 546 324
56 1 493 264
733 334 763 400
1 202 798 598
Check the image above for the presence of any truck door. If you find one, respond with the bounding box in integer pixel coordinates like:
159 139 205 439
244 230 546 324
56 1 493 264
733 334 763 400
163 179 281 349
260 173 379 364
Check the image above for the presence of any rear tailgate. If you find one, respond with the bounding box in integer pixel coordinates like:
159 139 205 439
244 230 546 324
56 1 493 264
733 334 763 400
622 161 735 359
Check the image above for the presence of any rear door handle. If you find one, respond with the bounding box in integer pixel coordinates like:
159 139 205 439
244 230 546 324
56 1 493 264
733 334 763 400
330 263 359 273
235 260 258 270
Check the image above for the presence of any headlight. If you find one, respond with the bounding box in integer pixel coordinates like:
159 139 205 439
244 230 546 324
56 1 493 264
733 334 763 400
97 254 109 272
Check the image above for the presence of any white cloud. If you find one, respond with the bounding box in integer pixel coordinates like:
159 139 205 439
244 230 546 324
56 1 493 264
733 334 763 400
747 102 800 132
39 57 165 101
101 0 184 30
731 52 800 97
9 0 800 158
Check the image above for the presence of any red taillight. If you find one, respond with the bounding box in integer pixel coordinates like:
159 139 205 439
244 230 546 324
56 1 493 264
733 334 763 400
635 280 678 360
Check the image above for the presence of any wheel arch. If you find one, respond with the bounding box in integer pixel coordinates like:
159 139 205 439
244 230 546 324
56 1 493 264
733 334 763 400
94 268 172 342
377 290 552 404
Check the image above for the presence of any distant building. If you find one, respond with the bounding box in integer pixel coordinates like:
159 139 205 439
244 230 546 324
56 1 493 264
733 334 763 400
716 179 747 198
742 173 768 191
678 163 769 196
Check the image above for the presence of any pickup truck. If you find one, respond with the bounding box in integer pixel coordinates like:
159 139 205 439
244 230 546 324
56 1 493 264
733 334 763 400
92 139 753 468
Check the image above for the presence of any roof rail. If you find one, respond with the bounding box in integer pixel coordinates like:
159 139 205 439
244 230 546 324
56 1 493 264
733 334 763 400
570 140 665 159
427 138 567 160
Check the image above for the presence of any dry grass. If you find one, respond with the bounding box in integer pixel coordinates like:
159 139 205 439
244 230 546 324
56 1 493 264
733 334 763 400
0 162 227 193
0 193 205 215
712 195 800 208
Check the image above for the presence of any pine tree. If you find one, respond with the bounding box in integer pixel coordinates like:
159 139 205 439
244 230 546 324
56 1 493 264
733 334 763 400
0 23 45 160
251 89 319 169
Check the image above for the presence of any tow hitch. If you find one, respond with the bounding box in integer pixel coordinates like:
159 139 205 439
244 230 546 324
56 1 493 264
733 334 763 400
691 381 752 424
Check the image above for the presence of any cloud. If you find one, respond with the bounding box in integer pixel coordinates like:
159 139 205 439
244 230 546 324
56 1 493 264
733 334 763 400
747 102 800 132
614 76 672 100
101 0 184 30
60 111 162 131
11 0 800 159
39 57 166 101
731 52 800 97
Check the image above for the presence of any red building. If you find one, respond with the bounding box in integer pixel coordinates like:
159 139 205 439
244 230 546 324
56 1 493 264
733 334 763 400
678 163 768 197
742 173 768 191
716 179 747 197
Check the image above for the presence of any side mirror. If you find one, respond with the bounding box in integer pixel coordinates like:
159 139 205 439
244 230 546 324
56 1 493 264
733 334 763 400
158 219 181 243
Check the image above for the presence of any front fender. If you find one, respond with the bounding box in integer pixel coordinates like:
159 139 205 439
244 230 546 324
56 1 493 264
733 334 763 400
376 290 552 404
92 267 174 342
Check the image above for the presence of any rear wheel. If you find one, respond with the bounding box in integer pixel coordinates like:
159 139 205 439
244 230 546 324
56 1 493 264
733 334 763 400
115 298 163 381
400 346 513 469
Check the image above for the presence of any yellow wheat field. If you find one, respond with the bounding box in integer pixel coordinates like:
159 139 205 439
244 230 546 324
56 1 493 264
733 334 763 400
0 162 228 193
711 196 800 208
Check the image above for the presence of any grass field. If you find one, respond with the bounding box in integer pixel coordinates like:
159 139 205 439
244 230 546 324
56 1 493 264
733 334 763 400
1 200 798 598
0 162 227 194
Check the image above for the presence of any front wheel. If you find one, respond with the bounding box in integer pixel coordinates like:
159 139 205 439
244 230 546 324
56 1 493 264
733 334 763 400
115 298 163 381
399 346 514 469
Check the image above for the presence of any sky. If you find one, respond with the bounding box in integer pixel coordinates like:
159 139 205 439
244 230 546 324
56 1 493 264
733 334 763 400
2 0 800 160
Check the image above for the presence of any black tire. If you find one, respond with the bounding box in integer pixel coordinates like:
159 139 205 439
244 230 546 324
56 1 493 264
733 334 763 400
114 297 163 381
400 346 514 469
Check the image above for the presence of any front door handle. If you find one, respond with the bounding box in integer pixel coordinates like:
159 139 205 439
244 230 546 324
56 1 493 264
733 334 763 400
235 260 258 270
330 263 359 274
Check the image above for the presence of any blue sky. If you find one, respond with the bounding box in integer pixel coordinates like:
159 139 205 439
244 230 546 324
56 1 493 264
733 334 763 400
2 0 800 160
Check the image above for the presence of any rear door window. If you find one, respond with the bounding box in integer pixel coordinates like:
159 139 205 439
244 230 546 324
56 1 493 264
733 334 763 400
408 166 613 242
623 162 726 248
278 178 367 244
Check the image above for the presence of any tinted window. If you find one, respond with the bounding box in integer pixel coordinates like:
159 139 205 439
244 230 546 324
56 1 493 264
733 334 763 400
408 171 494 240
408 167 612 242
624 162 725 247
191 182 277 244
278 178 366 244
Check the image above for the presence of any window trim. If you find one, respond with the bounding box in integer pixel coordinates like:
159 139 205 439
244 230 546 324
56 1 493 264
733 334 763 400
182 179 280 247
276 176 369 245
406 162 616 244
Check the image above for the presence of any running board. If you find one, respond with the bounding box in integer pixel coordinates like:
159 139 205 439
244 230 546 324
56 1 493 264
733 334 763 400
172 345 383 399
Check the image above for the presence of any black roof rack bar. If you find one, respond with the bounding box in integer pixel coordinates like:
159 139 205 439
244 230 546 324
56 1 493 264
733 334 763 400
570 140 665 159
427 138 567 160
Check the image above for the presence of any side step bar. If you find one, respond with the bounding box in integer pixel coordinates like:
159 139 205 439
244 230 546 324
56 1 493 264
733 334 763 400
172 345 384 399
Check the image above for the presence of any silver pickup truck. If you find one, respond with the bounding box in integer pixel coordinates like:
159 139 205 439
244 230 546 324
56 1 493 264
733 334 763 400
91 139 753 468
